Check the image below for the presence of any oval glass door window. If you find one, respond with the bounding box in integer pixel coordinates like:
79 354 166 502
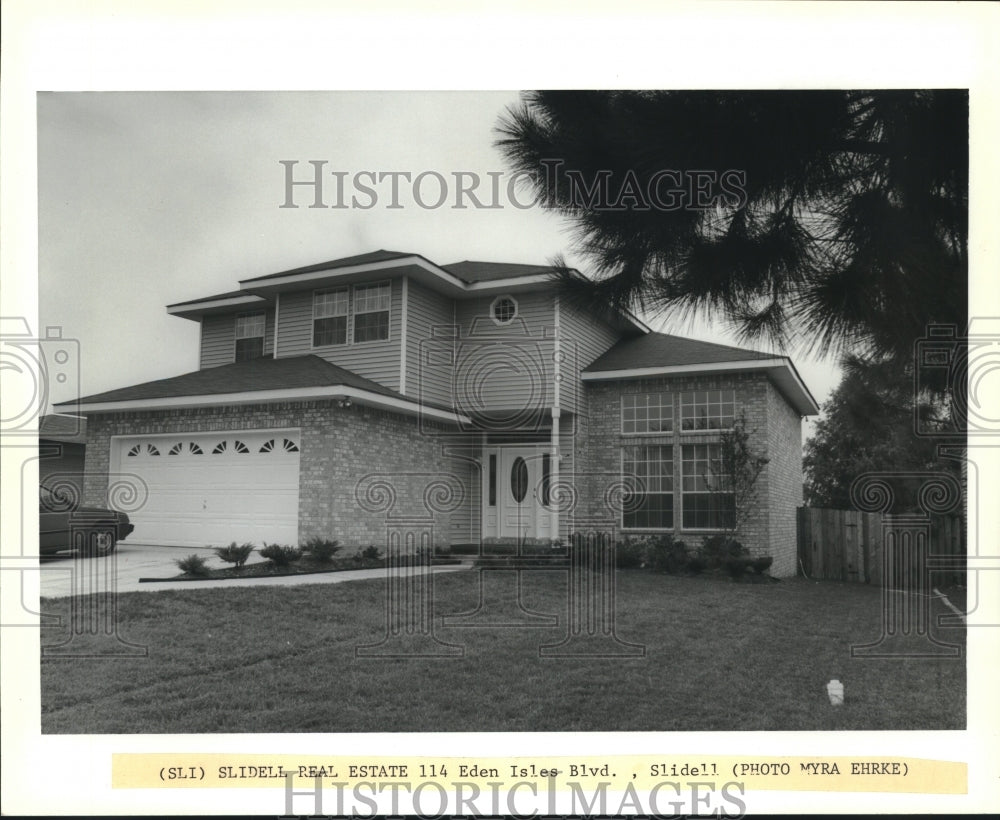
510 456 529 503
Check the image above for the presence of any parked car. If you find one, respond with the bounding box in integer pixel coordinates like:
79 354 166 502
39 482 135 557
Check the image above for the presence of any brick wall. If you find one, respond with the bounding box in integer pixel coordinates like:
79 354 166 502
765 381 804 577
83 400 472 550
576 372 803 576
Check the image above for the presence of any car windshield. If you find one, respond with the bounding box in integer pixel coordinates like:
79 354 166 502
40 483 71 510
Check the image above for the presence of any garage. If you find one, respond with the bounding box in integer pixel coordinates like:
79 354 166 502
111 429 301 548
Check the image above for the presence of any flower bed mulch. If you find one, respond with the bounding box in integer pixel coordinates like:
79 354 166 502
139 555 464 583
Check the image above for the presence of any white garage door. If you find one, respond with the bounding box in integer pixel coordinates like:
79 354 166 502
112 430 300 548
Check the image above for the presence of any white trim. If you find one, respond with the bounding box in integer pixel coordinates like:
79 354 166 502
399 276 409 395
167 294 267 315
583 358 789 380
583 357 819 415
56 386 471 425
242 256 460 291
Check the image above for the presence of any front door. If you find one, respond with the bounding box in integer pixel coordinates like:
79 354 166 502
497 446 552 540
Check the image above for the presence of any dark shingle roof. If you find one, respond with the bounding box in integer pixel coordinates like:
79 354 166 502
39 414 87 442
167 290 260 309
442 261 562 283
241 249 417 283
583 333 776 372
66 355 406 406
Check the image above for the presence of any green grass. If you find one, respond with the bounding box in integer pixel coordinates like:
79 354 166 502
39 571 965 733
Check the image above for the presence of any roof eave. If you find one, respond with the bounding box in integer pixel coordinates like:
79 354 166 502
53 385 471 425
581 358 819 416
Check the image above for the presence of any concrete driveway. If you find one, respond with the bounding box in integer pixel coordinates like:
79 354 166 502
38 542 470 598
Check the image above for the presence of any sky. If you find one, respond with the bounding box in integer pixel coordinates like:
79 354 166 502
37 90 840 438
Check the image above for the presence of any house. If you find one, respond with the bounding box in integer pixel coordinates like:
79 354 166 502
54 249 819 576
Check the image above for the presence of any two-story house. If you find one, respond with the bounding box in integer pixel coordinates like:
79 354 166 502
55 249 818 576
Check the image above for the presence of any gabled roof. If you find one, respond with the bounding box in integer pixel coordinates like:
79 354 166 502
241 249 418 283
582 332 819 416
583 333 774 371
53 355 466 423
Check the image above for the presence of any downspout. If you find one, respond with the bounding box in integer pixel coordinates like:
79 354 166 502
551 295 561 543
399 276 408 395
273 292 281 358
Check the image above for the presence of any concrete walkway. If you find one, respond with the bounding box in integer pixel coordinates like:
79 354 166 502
38 542 471 598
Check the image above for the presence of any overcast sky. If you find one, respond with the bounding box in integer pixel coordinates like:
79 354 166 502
38 90 839 433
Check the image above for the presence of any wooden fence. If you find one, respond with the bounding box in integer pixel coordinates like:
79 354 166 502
796 507 965 586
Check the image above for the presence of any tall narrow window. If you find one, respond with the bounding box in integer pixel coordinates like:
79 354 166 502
488 454 497 507
621 444 674 529
681 443 735 529
353 282 390 342
313 288 348 347
234 311 265 361
541 452 551 507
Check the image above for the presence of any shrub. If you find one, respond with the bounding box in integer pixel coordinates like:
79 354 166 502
214 541 255 568
302 537 341 563
751 555 774 575
357 545 381 562
260 543 302 567
614 538 647 569
647 535 689 574
176 553 211 577
699 535 747 569
686 554 706 574
724 555 752 580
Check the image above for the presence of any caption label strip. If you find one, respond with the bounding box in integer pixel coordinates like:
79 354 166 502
112 754 966 794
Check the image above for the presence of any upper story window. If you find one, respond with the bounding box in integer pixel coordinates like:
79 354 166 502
490 295 518 326
313 288 349 347
353 282 391 343
680 389 736 432
234 311 266 361
622 392 673 434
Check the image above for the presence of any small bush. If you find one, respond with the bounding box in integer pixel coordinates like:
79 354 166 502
699 535 747 569
176 553 211 577
214 541 255 568
615 538 647 569
751 555 774 575
302 537 341 563
687 554 706 574
647 535 689 574
724 555 752 580
260 543 303 567
356 545 381 562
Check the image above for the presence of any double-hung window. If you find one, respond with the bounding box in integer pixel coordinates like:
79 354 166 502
352 282 390 343
622 444 674 528
681 443 735 529
234 311 266 361
313 288 348 347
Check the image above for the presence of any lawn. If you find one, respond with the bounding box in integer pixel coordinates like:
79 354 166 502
39 569 966 733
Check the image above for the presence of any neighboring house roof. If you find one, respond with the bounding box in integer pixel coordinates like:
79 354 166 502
582 332 819 416
39 414 87 444
53 356 467 424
